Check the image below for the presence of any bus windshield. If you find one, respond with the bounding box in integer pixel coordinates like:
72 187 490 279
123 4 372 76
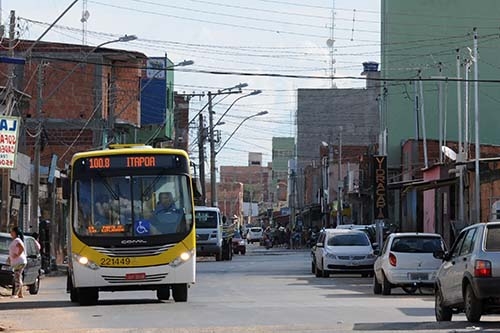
74 174 192 237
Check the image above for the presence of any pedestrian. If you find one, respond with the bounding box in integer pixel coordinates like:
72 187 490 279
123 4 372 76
9 226 27 298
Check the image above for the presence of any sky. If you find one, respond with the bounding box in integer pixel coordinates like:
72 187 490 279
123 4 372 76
3 0 381 170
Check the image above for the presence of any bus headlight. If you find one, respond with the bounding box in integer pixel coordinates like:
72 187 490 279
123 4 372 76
170 250 193 267
73 254 99 270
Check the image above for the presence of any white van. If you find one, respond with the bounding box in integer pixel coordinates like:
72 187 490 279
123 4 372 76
195 206 232 261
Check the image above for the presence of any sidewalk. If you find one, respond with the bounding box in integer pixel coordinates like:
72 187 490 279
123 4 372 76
0 266 67 298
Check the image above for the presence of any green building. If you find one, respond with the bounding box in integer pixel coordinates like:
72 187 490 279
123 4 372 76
382 0 500 169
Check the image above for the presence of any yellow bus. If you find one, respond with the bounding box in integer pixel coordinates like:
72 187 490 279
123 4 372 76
66 144 195 305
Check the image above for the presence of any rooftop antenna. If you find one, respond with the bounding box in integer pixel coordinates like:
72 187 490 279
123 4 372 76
326 0 337 88
81 0 89 45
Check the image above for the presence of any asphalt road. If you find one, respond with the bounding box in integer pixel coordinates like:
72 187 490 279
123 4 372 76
0 244 499 332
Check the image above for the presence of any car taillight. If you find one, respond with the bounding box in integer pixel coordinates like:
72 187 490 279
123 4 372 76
389 252 397 267
474 260 491 277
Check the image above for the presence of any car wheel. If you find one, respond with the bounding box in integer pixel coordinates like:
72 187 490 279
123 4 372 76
373 275 382 295
402 285 418 295
311 261 316 274
315 261 322 278
381 272 392 295
241 249 246 255
157 286 170 300
28 276 40 295
321 260 329 278
172 283 188 302
435 287 452 321
465 284 482 323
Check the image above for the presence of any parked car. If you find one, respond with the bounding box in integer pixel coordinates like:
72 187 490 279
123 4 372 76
336 224 377 244
373 232 445 295
246 227 263 244
312 228 376 278
434 222 500 323
0 232 42 295
232 231 246 255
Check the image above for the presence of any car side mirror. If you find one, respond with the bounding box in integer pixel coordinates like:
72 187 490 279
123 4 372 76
316 242 324 248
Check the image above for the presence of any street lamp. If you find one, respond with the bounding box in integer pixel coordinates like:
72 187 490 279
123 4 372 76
31 33 138 234
211 109 268 211
216 111 268 155
187 83 249 126
214 90 262 127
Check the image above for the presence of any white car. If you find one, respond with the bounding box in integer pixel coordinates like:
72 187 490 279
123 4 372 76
373 232 446 295
312 228 376 278
246 227 263 244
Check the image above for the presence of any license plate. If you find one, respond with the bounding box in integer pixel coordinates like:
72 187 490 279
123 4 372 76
125 273 146 280
409 272 428 280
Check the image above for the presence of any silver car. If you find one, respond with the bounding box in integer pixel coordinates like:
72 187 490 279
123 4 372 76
434 222 500 323
373 232 445 295
312 229 376 278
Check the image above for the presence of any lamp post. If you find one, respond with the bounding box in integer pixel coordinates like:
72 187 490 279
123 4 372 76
216 111 268 155
31 34 137 234
213 110 268 217
214 90 262 127
209 85 263 207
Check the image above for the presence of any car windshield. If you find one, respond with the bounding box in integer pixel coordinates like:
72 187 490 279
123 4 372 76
485 225 500 251
328 233 370 246
390 236 443 253
0 236 9 254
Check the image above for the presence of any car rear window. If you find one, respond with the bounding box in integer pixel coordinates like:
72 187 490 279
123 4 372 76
485 225 500 251
327 233 370 246
250 228 262 232
391 236 443 253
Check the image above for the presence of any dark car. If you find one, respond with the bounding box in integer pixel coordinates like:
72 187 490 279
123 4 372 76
232 231 246 255
434 222 500 323
0 232 42 295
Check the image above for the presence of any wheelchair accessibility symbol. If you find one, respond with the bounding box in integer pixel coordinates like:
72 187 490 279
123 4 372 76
134 220 150 235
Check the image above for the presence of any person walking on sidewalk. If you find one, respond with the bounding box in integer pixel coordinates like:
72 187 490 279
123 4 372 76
8 226 27 298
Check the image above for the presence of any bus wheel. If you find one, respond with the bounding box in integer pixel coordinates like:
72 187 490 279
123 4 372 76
172 283 188 302
70 287 79 303
157 286 170 300
67 276 79 302
78 287 98 306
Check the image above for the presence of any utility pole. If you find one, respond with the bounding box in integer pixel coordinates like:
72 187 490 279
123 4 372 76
207 89 246 207
1 10 15 230
208 92 217 207
337 128 343 226
31 62 44 233
198 113 206 204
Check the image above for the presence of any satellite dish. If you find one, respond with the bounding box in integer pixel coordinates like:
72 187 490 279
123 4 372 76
441 146 457 161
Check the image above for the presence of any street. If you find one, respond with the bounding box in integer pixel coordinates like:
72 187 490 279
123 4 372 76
0 244 499 332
